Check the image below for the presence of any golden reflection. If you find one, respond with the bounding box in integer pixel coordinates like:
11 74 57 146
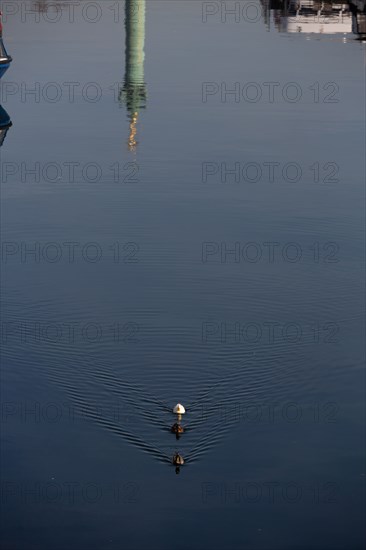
120 0 147 151
128 112 139 151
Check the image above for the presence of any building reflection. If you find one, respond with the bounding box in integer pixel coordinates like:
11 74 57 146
261 0 366 39
120 0 147 151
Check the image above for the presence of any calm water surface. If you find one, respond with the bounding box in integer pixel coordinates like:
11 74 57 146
1 1 365 549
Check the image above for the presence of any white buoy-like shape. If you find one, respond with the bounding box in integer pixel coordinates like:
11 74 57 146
173 403 185 414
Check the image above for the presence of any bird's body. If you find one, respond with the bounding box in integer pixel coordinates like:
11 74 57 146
172 453 184 466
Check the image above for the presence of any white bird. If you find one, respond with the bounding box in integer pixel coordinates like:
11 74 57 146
173 403 186 414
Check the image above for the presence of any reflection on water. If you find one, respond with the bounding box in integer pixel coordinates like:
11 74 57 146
1 1 365 547
33 0 48 13
0 19 12 79
117 0 366 147
2 0 362 475
0 104 12 147
261 0 366 38
120 0 147 151
0 11 12 144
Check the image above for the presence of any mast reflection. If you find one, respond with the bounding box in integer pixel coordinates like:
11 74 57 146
120 0 147 151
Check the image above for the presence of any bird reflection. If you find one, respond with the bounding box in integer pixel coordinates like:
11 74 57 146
120 0 147 151
171 422 184 439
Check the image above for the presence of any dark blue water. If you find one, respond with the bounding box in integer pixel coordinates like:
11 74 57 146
1 1 365 549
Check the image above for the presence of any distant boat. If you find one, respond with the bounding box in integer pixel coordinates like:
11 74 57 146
0 11 12 78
